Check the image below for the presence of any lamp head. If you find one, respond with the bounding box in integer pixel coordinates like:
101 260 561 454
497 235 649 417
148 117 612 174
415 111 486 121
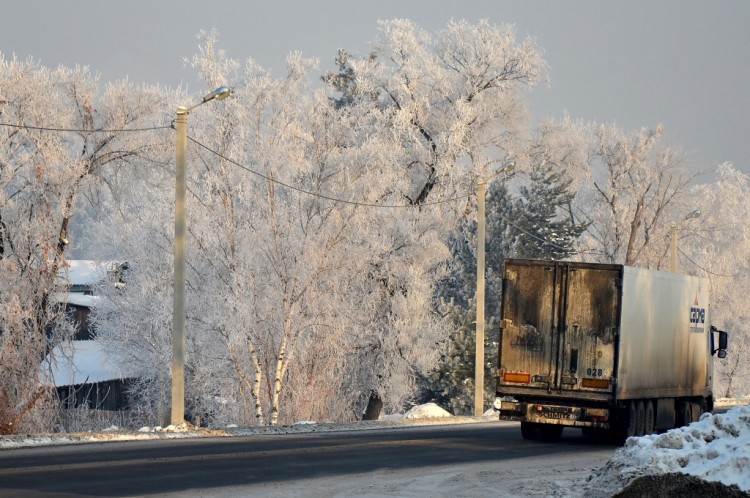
685 210 701 220
202 86 232 103
499 160 515 174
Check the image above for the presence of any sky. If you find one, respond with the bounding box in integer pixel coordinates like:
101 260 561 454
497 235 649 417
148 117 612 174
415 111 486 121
2 401 749 496
1 1 749 175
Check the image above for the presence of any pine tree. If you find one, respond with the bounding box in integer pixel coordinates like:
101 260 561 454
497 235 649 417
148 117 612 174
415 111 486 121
426 167 587 413
321 49 378 109
421 300 476 415
425 182 517 414
513 161 587 260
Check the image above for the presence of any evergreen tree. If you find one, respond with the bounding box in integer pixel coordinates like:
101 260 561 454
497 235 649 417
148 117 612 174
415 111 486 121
513 161 588 260
425 166 587 413
424 182 517 414
436 181 518 312
321 49 378 109
421 300 476 415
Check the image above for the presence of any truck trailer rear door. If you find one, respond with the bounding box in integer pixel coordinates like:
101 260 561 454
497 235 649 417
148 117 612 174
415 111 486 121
499 261 619 396
499 262 559 390
558 265 619 394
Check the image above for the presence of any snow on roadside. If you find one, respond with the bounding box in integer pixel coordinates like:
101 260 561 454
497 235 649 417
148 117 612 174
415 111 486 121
0 405 495 448
3 400 750 498
402 402 452 419
582 403 750 497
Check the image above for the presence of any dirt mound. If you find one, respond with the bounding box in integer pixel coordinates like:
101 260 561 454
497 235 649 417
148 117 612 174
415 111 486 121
614 473 749 498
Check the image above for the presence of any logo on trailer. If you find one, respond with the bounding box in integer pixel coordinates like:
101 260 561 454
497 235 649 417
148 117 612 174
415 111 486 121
690 289 706 334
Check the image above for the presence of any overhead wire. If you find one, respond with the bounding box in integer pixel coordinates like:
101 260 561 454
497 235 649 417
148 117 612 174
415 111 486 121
187 135 471 209
189 135 571 251
0 119 575 252
0 122 172 133
678 248 737 278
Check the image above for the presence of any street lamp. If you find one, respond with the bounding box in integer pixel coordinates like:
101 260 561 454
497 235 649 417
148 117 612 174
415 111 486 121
475 160 515 417
669 209 701 273
172 85 231 426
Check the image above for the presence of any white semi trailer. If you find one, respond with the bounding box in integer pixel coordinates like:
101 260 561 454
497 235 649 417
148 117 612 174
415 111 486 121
493 259 728 442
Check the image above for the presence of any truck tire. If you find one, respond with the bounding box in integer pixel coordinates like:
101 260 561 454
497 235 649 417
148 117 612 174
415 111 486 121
635 401 646 437
677 401 692 427
700 398 709 415
624 401 639 439
690 402 701 423
644 400 655 435
539 424 564 441
521 422 539 440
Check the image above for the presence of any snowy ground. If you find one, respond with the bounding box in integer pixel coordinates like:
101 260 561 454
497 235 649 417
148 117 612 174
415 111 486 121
1 399 748 497
582 401 750 497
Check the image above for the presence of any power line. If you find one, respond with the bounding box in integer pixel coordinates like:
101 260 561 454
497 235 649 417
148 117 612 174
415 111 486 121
678 248 737 278
0 122 172 133
188 135 471 209
191 135 570 251
0 119 571 251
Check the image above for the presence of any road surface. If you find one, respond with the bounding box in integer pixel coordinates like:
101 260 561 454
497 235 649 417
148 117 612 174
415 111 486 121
0 421 616 497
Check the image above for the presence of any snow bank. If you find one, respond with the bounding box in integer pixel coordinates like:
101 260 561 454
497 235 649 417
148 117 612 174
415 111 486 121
402 402 453 419
584 404 750 496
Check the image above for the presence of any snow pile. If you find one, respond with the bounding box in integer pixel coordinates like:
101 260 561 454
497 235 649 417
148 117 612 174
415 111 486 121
583 404 750 497
0 435 77 449
402 402 453 419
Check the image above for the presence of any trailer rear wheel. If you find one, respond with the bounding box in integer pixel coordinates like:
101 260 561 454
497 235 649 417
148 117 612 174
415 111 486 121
689 402 701 424
539 424 564 441
635 401 646 437
644 400 655 435
520 422 539 440
677 401 692 427
624 401 639 439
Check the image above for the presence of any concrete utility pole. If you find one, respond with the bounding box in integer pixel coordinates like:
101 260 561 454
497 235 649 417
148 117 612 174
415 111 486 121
474 160 514 417
171 86 231 426
474 179 486 418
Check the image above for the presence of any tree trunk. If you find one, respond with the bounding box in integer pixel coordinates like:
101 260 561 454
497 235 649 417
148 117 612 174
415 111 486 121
270 335 288 426
249 342 265 425
362 390 383 421
624 199 644 266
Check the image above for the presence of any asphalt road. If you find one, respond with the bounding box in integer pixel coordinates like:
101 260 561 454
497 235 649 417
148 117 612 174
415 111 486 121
0 422 616 497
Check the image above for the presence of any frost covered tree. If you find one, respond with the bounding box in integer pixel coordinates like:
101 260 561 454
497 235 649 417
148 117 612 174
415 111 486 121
323 18 547 417
354 18 545 203
0 54 168 433
575 123 700 266
90 20 547 426
683 164 750 399
92 38 363 426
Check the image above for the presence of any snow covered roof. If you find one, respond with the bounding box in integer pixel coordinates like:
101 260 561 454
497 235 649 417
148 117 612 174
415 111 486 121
58 260 126 292
41 341 139 387
51 292 100 308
